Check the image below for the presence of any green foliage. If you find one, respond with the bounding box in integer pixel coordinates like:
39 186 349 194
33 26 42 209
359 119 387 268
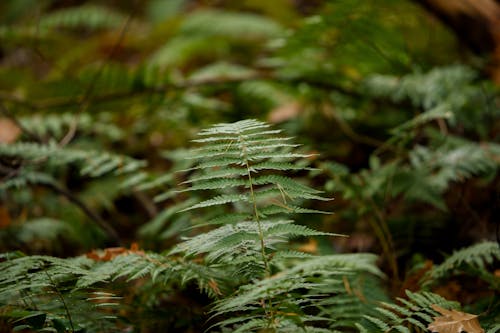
363 290 460 332
0 141 145 190
170 119 382 332
0 0 499 332
0 253 120 332
423 241 500 290
0 120 385 332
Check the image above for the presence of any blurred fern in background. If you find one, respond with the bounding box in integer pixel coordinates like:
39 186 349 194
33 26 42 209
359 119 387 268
0 0 498 332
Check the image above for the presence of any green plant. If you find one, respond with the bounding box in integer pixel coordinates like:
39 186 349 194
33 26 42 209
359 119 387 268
171 119 384 331
0 119 383 332
1 1 499 332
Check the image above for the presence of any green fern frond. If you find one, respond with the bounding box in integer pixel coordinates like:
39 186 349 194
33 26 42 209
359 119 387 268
259 205 331 217
361 290 460 332
211 253 381 332
487 323 500 333
77 62 135 94
180 9 284 40
187 62 256 84
39 5 127 30
384 135 500 210
205 212 253 226
0 218 78 250
0 142 146 189
423 241 500 288
19 113 123 141
181 193 248 211
265 223 338 238
148 35 226 70
364 65 477 109
0 254 120 332
0 170 56 190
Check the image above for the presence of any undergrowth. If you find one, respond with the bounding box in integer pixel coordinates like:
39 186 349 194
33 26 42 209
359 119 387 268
1 119 499 332
1 1 499 332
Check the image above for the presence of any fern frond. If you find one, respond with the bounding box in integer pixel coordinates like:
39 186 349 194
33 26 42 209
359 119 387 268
180 10 283 40
487 323 500 333
187 61 256 84
0 170 56 190
387 136 500 210
19 113 123 141
148 35 223 71
39 5 127 30
423 241 500 288
259 205 331 217
181 193 248 211
211 253 381 332
0 142 146 190
0 218 78 249
170 119 371 331
0 254 120 332
360 290 460 332
265 223 338 238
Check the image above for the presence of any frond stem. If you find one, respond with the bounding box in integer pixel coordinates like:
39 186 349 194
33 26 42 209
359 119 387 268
44 271 75 333
245 158 269 275
241 138 275 326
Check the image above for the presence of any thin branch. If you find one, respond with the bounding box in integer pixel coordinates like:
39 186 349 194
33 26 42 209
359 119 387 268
0 162 121 245
46 181 122 246
322 104 388 148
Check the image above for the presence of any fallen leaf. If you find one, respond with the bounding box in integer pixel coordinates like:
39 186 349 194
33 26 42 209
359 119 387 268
428 304 484 333
0 118 21 143
268 102 301 123
298 238 318 253
400 260 434 295
86 243 144 261
0 206 11 228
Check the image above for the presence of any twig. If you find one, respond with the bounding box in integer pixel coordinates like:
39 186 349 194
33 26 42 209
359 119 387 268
46 181 122 246
0 161 122 245
322 104 389 148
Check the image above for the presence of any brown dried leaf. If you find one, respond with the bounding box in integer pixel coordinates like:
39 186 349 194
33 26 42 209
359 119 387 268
298 238 318 254
0 206 11 229
86 243 144 262
428 304 484 333
0 118 21 143
268 102 301 123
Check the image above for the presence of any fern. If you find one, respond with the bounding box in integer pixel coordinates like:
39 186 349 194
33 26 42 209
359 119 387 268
363 65 500 136
0 218 79 253
174 119 334 269
422 241 500 289
389 135 500 210
362 290 460 332
171 119 381 332
19 113 123 141
0 254 119 332
180 9 284 40
39 5 128 31
0 141 145 190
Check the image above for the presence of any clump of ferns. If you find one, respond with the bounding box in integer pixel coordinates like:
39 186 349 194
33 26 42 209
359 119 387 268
171 119 382 332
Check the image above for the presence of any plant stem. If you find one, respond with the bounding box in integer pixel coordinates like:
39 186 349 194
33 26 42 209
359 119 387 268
44 271 75 333
368 199 400 287
241 140 275 326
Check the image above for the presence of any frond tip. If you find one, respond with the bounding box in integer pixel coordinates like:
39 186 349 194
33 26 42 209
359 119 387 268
182 119 331 213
